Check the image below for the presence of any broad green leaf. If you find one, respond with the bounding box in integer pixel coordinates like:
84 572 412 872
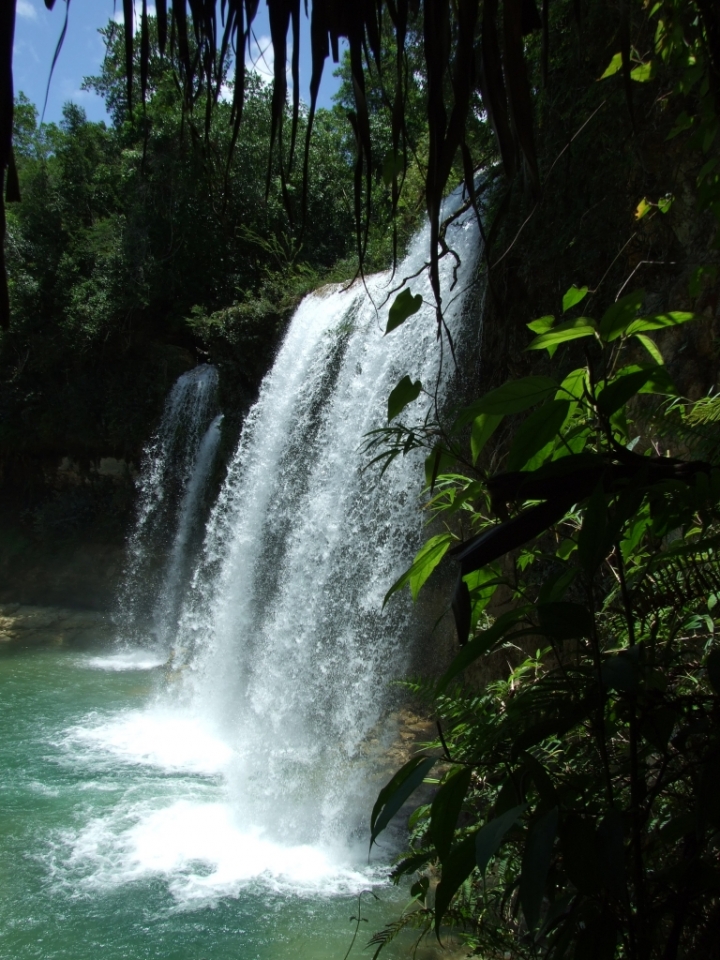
625 311 702 336
434 836 476 937
520 807 559 932
472 376 558 415
507 400 571 472
430 766 473 861
556 367 587 401
597 369 655 416
598 290 644 341
384 533 453 605
658 194 674 213
435 608 530 694
385 288 422 334
562 285 588 312
631 59 656 82
387 375 422 421
370 755 436 848
527 314 554 334
527 317 596 352
634 333 664 364
476 803 528 874
600 52 622 78
471 413 503 464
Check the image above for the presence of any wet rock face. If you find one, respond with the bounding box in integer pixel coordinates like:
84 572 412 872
0 603 112 646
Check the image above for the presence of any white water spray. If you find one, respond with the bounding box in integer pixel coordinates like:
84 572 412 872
170 196 482 853
116 364 220 648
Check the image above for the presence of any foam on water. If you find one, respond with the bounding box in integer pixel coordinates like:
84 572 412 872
81 649 167 672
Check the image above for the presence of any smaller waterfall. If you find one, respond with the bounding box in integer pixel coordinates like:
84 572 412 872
116 365 221 648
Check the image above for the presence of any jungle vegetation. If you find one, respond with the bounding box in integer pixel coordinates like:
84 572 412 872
2 0 720 957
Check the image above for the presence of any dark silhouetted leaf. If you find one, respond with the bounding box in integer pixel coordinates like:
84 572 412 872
370 756 436 848
520 807 558 932
507 400 571 471
386 289 422 334
431 767 473 861
476 803 528 874
388 376 422 422
473 377 558 415
434 835 477 937
707 650 720 695
436 608 530 694
598 290 645 342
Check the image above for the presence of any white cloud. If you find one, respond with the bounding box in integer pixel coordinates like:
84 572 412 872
113 1 156 31
17 0 38 21
246 33 275 84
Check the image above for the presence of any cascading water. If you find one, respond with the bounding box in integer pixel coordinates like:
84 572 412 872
169 193 483 853
116 364 221 650
0 193 484 960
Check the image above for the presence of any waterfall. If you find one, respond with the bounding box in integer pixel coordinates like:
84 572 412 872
169 194 482 853
116 364 220 649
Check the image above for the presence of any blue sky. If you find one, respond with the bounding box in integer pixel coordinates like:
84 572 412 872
13 0 344 126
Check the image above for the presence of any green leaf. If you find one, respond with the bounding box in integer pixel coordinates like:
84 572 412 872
527 314 555 334
625 311 702 337
507 400 571 471
635 197 652 220
475 803 528 874
631 59 656 82
385 288 422 334
384 533 454 605
431 767 473 861
562 285 588 312
471 413 503 464
424 445 454 491
435 608 529 695
597 369 655 416
520 807 559 932
537 601 594 639
526 317 596 352
556 367 587 401
600 52 622 78
577 485 609 574
472 377 558 415
434 836 476 937
657 194 674 213
388 375 422 421
634 333 664 364
370 755 436 848
598 290 644 342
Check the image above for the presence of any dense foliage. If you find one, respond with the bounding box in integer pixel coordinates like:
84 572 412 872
1 22 365 474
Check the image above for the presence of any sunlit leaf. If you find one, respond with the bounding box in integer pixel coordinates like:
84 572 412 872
526 317 596 352
600 52 623 79
562 285 588 312
634 333 664 364
631 60 656 82
384 534 454 606
635 197 652 219
625 311 702 336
